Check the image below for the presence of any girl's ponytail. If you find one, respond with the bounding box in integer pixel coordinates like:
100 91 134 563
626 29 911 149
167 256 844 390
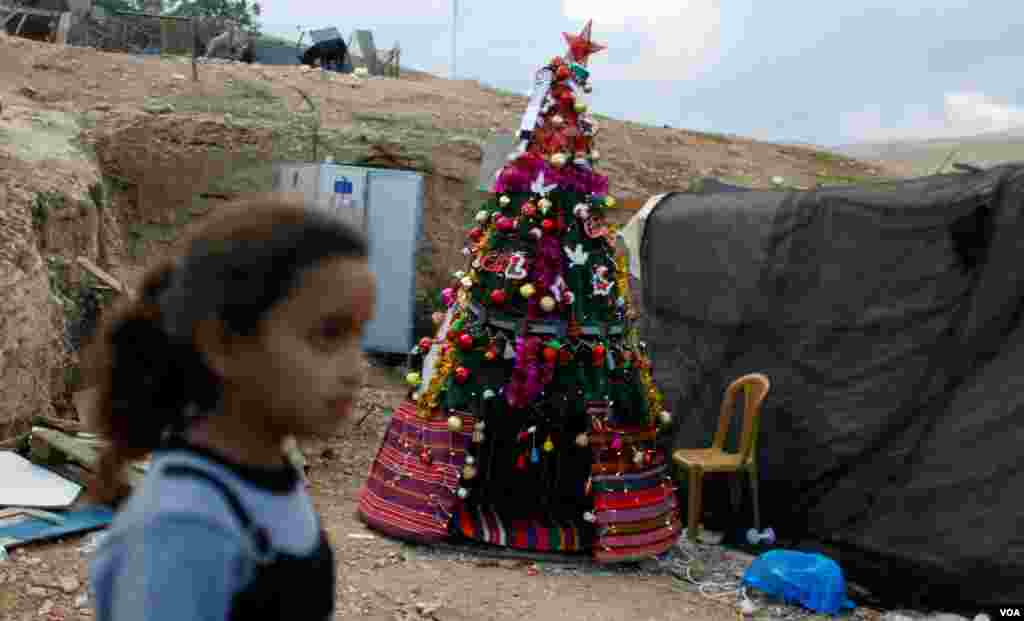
84 261 218 504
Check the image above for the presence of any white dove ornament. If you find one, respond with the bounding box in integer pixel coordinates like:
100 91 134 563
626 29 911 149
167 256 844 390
531 171 557 197
565 244 589 267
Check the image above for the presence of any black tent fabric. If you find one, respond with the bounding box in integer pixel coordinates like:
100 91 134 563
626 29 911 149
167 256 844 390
636 166 1024 610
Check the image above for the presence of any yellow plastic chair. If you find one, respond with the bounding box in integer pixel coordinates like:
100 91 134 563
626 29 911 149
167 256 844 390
672 373 771 542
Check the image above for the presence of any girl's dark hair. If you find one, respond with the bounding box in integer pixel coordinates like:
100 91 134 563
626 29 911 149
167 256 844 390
83 196 367 503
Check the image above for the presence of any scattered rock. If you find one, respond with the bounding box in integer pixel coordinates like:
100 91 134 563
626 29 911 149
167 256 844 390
26 586 48 597
143 101 175 114
38 599 54 616
58 575 79 594
171 73 186 80
93 103 112 112
415 601 442 616
321 447 338 460
18 86 39 100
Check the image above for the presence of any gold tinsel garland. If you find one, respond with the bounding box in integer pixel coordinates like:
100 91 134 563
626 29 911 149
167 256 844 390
416 314 460 418
613 246 664 425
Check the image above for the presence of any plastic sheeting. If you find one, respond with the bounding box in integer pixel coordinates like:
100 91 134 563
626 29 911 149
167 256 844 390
632 166 1024 610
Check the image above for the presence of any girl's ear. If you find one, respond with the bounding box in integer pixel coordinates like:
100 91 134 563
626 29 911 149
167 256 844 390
193 318 240 381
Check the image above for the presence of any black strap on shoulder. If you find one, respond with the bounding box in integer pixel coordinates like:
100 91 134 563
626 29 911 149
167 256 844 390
162 464 272 556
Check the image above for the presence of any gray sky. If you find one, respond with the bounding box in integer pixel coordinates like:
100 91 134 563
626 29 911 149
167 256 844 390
260 1 1024 147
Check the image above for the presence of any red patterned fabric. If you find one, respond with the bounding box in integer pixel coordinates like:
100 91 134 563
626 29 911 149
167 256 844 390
357 401 476 543
589 428 680 563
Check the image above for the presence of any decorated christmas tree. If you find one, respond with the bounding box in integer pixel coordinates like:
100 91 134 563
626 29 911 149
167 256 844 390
358 21 680 562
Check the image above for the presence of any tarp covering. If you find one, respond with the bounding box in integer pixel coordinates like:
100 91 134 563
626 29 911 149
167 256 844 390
633 165 1024 610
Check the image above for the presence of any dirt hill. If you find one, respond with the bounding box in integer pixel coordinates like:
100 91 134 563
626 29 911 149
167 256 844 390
0 32 903 434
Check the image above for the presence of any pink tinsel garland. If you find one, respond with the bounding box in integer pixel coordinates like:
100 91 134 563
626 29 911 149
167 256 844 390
493 154 609 197
526 235 564 319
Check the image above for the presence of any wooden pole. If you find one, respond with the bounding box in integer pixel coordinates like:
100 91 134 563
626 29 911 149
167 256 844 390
190 17 198 81
55 12 71 46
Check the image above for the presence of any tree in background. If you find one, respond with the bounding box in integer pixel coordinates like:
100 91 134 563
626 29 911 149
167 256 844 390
166 0 260 31
92 0 146 14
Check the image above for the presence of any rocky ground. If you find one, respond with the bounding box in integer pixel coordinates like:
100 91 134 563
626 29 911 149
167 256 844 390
0 366 992 621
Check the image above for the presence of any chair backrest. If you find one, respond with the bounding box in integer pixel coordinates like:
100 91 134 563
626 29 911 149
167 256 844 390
712 373 771 465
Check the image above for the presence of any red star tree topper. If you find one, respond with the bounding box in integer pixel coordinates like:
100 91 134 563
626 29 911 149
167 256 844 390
563 19 606 66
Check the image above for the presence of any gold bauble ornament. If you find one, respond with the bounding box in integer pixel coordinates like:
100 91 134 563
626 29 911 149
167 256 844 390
520 283 537 298
406 372 421 386
448 415 464 432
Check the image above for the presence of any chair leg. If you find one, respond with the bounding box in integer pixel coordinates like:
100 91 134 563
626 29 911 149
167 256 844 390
748 468 761 532
687 468 701 542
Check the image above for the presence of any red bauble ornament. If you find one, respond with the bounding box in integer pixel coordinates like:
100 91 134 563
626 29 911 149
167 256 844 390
496 216 515 232
593 344 606 357
559 349 572 365
521 203 537 218
541 218 556 233
490 289 507 305
468 226 484 242
543 347 558 363
556 65 571 80
420 448 432 465
455 366 470 384
458 333 474 351
418 337 432 351
515 454 528 470
485 348 497 361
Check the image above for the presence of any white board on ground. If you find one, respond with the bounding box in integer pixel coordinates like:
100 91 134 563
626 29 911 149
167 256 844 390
0 451 83 509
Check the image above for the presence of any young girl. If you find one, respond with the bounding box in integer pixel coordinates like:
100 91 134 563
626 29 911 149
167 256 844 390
85 196 375 620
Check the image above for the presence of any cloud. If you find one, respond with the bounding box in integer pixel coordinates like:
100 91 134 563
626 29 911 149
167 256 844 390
944 92 1024 134
840 93 1024 143
561 0 721 81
